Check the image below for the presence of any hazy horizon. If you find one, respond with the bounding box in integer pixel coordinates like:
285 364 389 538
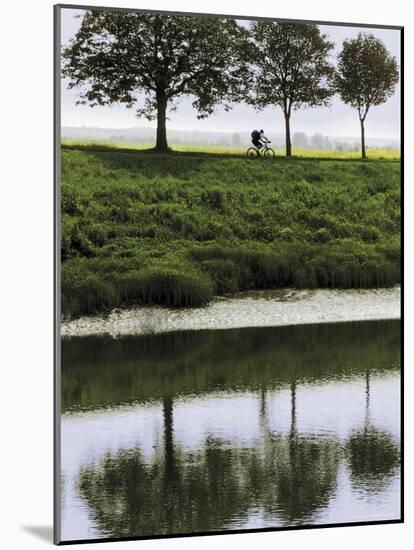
60 8 401 141
61 124 400 144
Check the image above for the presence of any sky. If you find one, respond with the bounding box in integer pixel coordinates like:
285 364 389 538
60 8 401 139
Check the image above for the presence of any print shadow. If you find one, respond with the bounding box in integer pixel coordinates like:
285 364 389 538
21 525 53 543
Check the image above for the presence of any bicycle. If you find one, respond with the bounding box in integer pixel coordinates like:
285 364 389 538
246 141 276 158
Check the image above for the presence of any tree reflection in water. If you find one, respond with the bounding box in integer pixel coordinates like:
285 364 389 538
265 381 340 525
78 396 261 537
345 371 400 493
77 388 343 537
66 321 400 538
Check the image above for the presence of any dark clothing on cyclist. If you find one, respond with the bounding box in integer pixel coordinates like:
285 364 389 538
259 130 270 146
251 129 260 145
251 129 270 150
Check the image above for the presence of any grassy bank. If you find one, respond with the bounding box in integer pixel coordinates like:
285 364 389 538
62 139 400 160
61 142 400 318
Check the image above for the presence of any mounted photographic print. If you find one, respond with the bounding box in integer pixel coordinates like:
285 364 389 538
54 3 403 545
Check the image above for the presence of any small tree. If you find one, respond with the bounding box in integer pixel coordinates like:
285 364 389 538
248 22 334 157
335 33 399 159
63 11 248 151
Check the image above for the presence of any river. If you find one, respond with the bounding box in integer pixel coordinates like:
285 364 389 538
60 312 401 541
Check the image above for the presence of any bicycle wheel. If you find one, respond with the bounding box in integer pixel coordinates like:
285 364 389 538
247 147 259 158
264 147 276 158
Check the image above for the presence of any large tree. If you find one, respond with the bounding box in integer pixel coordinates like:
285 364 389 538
62 11 248 151
248 22 334 157
335 33 399 159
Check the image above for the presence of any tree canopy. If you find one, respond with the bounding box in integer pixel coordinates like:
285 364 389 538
335 33 399 158
247 22 335 156
62 12 249 150
62 13 399 157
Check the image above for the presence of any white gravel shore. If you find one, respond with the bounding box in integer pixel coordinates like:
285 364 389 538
61 286 400 338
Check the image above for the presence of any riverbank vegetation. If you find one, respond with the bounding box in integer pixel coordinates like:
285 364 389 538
61 143 400 318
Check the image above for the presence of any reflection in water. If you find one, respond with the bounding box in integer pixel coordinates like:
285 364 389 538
78 434 342 536
346 427 399 493
78 436 260 536
345 372 400 493
77 385 342 536
62 321 400 412
61 320 401 541
266 382 341 525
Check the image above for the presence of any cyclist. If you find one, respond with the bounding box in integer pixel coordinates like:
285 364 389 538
251 129 271 153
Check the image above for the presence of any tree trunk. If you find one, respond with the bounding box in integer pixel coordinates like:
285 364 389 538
284 112 292 157
360 117 366 159
163 396 174 474
290 380 297 439
156 92 169 151
162 396 176 533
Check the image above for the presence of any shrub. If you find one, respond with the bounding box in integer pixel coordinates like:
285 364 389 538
62 266 119 317
191 245 294 289
201 259 240 293
293 265 317 288
133 266 214 307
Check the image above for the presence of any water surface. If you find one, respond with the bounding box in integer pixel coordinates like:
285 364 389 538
61 320 401 541
61 287 400 337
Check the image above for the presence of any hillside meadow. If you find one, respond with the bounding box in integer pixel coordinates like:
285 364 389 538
60 142 401 318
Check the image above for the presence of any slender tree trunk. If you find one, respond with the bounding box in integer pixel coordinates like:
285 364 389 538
360 117 366 159
288 380 297 458
284 112 292 157
163 396 174 475
290 380 297 439
163 396 175 532
156 91 169 152
364 369 370 427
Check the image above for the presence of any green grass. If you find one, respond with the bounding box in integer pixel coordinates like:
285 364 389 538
61 141 400 318
62 139 400 160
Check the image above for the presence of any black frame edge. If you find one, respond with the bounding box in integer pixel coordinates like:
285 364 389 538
399 24 404 524
56 3 403 30
58 519 404 546
54 3 62 546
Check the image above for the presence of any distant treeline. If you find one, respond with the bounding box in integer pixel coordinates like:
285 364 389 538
107 133 398 152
